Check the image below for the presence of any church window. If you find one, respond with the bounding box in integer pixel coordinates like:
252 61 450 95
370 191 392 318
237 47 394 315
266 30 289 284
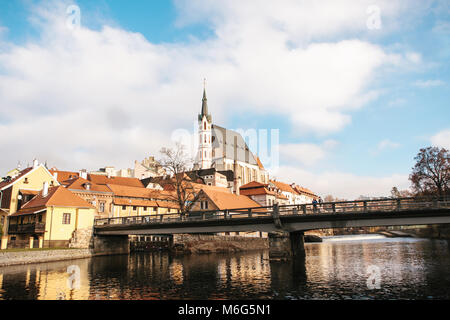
204 122 206 130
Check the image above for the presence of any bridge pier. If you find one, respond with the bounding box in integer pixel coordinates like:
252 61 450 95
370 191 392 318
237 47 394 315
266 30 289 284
268 231 305 261
93 235 130 256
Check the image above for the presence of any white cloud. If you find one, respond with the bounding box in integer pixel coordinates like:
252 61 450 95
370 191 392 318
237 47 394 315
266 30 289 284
274 166 410 200
0 0 426 173
431 129 450 149
280 140 338 167
413 79 446 88
369 139 400 156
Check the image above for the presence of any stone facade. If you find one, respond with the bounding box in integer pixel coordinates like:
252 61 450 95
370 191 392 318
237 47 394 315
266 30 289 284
172 234 268 253
69 228 94 249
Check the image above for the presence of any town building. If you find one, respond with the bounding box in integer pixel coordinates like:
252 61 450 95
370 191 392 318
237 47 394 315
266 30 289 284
1 160 59 249
64 177 114 218
7 184 96 248
193 87 269 192
239 181 289 207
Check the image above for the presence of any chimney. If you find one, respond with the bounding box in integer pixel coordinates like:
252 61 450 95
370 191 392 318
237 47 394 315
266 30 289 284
42 181 49 197
79 170 88 180
33 159 39 169
85 183 91 191
53 172 58 180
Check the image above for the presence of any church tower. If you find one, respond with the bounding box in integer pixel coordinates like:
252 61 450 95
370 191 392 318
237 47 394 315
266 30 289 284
197 81 213 169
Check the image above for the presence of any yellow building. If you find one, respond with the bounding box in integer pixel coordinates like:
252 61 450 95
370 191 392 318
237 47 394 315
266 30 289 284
7 185 96 249
1 162 59 249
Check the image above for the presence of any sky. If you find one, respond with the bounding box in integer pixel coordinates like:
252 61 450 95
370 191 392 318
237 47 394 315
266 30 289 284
0 0 449 199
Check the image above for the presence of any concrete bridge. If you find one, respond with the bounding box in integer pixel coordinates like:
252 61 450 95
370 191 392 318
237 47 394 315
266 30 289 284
93 197 450 260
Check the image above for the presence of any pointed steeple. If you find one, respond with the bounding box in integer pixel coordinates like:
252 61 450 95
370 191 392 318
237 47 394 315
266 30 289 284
201 87 208 117
198 78 211 122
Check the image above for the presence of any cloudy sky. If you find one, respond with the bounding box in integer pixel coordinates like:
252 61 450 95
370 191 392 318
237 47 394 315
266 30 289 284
0 0 448 199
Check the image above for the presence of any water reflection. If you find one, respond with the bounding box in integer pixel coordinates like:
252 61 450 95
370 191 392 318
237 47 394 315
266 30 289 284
0 237 449 300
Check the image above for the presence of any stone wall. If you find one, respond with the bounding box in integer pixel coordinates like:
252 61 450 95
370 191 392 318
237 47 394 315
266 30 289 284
0 249 92 267
69 228 94 249
172 234 268 254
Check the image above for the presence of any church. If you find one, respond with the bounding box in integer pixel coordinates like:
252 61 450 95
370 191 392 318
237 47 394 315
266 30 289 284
193 87 269 193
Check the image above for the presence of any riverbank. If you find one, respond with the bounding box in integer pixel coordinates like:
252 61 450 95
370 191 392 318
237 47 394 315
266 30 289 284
0 248 93 267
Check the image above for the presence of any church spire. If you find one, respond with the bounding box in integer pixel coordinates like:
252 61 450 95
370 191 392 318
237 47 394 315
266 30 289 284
199 78 211 122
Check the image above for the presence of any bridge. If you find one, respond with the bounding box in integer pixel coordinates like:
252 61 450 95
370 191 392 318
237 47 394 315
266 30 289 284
93 197 450 260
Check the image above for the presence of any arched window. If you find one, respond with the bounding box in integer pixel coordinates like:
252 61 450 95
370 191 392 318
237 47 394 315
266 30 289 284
204 122 206 130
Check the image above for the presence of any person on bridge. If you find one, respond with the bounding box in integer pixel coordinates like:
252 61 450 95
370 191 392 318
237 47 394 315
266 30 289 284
312 199 318 213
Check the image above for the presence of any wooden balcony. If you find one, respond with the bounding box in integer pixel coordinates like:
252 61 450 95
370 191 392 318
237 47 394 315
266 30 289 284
8 223 45 234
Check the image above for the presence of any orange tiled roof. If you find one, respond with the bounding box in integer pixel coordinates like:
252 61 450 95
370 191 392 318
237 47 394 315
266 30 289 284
107 184 176 201
66 177 113 193
88 174 144 188
240 181 267 189
200 188 261 210
49 169 79 182
0 167 33 190
14 186 94 215
255 156 265 170
114 198 158 207
270 180 297 194
293 185 318 197
156 201 180 210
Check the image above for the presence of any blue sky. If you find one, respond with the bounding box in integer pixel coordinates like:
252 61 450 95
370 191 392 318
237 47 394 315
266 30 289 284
0 0 448 198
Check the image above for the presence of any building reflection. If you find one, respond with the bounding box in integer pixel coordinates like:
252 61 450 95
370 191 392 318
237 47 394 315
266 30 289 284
0 259 91 300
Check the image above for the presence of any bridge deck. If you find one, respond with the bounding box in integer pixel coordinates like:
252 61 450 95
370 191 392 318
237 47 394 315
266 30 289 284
94 198 450 235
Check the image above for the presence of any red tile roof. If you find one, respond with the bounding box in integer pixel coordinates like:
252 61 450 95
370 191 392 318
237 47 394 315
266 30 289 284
66 177 113 193
270 180 297 194
13 186 94 215
200 188 261 210
48 170 79 183
88 174 144 188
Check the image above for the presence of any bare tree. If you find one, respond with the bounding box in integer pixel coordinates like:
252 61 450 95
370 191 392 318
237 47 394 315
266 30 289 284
390 186 413 198
158 143 199 215
409 146 449 197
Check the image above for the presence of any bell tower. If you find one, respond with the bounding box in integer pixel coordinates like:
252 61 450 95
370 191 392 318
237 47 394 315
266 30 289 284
197 79 212 169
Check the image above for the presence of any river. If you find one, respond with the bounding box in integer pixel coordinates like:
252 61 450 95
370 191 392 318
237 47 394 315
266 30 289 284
0 235 449 300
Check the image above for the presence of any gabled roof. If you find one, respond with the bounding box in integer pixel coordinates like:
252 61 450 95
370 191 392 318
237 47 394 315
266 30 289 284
107 184 176 201
0 167 33 190
240 181 267 189
14 186 94 214
270 180 297 194
88 174 144 188
199 188 260 210
211 125 258 166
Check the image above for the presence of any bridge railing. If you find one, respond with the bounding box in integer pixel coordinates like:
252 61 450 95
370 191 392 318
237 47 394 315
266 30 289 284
94 197 450 227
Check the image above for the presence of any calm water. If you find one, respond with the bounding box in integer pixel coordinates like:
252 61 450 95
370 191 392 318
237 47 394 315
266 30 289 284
1 235 449 300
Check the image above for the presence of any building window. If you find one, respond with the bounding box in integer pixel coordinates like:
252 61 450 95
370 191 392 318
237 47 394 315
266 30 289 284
133 206 137 211
143 207 147 211
204 122 206 130
24 178 29 184
201 201 209 210
62 213 71 225
99 202 105 213
122 205 127 210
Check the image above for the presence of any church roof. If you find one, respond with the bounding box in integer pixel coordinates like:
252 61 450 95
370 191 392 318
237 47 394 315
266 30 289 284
198 88 212 122
211 125 259 166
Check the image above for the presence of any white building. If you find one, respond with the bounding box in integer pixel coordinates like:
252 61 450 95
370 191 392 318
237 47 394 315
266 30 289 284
193 87 269 191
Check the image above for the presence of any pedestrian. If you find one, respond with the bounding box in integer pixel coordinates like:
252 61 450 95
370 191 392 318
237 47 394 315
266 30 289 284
312 198 318 213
